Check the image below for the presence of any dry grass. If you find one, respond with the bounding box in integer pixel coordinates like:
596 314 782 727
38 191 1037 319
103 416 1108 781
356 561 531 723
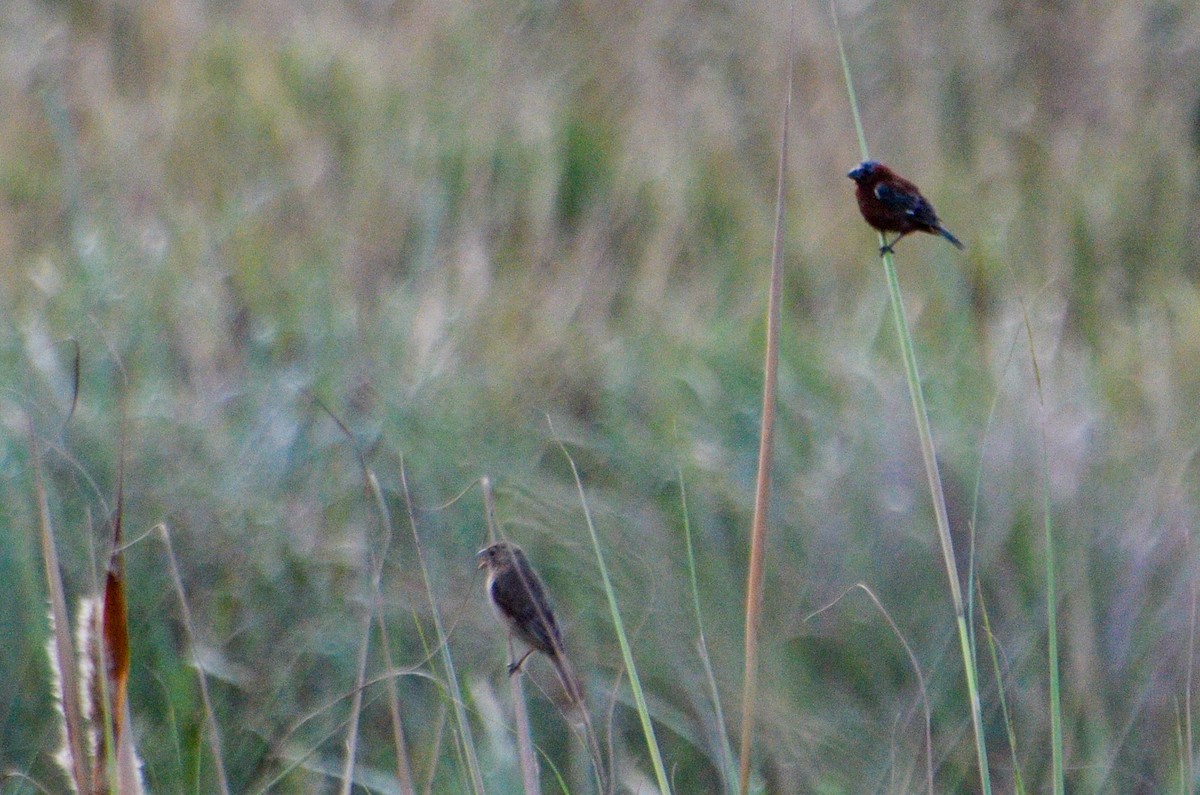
3 0 1200 791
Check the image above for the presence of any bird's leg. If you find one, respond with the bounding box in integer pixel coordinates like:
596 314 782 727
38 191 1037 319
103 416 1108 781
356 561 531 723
507 648 536 676
879 233 902 255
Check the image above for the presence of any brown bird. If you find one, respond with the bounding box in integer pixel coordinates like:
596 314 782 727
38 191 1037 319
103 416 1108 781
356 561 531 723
848 160 964 255
477 541 584 706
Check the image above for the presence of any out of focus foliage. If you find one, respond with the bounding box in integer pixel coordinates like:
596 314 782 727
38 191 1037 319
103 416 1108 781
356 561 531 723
2 0 1200 791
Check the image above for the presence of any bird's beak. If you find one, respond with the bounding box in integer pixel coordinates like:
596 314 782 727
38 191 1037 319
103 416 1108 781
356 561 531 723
847 165 865 181
476 549 489 569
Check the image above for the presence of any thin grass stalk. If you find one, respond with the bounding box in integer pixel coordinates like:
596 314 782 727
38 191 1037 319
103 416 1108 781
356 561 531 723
976 582 1027 794
505 613 541 795
677 468 736 794
552 429 671 794
268 706 366 788
880 177 992 795
423 704 449 795
1040 436 1064 793
482 477 542 795
250 665 443 793
375 616 417 794
1187 531 1196 794
338 574 375 793
1003 271 1064 794
737 21 793 795
829 3 991 790
398 459 487 795
1179 700 1189 795
30 420 91 794
320 402 415 795
967 330 1022 654
806 584 933 795
156 523 232 795
361 466 417 793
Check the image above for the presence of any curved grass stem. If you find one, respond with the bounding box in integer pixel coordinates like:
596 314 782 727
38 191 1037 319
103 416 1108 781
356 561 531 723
830 1 992 790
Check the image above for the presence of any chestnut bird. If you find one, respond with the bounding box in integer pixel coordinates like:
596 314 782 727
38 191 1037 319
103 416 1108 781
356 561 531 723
848 160 964 255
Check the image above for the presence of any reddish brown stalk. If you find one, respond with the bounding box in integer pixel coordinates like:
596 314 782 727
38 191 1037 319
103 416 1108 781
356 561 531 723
101 433 131 768
738 28 793 794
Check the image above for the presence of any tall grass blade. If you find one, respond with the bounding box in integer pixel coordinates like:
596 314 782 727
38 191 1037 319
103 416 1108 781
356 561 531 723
317 402 415 795
1041 439 1064 793
806 584 933 795
399 459 486 795
966 330 1027 792
552 426 671 794
828 2 991 790
375 616 417 795
677 468 735 794
250 666 443 793
1178 700 1188 795
976 582 1027 794
1004 272 1063 793
31 419 91 794
158 523 232 795
1187 537 1196 794
737 11 793 793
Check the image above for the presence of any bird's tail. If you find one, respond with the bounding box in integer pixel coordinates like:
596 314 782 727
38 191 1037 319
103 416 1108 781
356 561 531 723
550 654 610 793
939 226 965 250
550 652 587 714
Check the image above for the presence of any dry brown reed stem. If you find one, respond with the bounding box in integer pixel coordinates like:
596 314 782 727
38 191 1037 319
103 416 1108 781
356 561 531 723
737 24 793 795
374 615 417 794
482 476 542 795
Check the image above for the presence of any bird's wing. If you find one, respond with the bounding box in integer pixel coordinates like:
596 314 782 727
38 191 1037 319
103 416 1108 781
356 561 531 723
874 182 937 224
491 568 563 653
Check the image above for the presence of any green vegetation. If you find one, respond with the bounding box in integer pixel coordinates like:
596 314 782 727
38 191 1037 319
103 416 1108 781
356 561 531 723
2 0 1199 792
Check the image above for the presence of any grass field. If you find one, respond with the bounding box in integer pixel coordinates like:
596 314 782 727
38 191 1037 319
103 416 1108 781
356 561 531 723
3 0 1200 792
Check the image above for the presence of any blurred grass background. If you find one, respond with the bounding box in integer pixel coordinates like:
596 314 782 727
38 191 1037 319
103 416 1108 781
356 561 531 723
2 0 1200 791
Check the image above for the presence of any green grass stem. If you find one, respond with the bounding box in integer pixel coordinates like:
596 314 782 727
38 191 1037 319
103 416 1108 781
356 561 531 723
1002 262 1064 794
1040 425 1065 793
1187 548 1197 793
399 460 486 795
806 583 933 794
829 2 992 790
552 425 672 795
157 523 233 795
677 466 736 794
976 582 1028 794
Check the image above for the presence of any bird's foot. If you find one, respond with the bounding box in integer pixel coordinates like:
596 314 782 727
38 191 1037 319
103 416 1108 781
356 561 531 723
507 649 535 677
878 244 895 256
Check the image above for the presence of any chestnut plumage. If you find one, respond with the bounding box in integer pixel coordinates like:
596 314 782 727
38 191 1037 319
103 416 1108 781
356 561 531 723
848 161 964 255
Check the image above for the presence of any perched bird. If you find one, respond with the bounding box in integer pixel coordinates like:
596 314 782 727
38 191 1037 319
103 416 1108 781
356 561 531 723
848 160 964 255
477 541 584 706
